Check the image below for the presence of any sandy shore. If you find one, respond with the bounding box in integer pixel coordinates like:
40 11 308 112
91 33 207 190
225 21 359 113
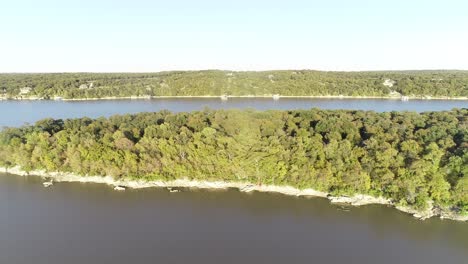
1 166 466 222
2 95 467 101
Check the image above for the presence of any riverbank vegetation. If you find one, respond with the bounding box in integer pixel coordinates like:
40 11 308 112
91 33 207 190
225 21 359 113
1 70 467 99
0 109 466 214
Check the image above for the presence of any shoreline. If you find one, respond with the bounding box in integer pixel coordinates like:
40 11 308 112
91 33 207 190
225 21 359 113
1 166 466 222
1 95 467 101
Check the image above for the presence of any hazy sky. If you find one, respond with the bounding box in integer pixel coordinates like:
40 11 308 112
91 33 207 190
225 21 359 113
1 0 467 72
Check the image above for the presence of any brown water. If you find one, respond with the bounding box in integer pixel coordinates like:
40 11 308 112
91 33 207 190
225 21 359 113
1 173 466 264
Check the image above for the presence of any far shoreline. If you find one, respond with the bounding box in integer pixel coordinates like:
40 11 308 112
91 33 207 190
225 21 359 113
1 94 467 102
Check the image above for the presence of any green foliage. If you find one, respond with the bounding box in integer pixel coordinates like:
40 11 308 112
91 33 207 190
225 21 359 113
1 70 467 99
0 108 466 210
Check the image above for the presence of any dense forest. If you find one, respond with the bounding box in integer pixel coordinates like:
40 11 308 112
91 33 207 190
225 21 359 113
1 70 467 99
0 109 466 213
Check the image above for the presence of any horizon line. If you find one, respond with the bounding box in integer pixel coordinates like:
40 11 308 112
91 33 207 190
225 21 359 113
1 68 468 74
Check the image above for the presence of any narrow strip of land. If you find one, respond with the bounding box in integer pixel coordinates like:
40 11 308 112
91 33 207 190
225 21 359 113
1 109 466 221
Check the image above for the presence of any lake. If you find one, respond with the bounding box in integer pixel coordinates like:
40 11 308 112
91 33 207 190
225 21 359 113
0 98 466 127
0 173 466 264
1 98 467 264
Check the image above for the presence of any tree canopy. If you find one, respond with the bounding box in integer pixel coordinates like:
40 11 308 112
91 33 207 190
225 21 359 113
0 108 466 213
1 70 467 99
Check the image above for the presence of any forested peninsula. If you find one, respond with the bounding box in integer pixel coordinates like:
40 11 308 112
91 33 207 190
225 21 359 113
0 109 466 220
1 70 467 99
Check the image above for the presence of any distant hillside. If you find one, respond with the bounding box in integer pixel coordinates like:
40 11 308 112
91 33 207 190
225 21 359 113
0 70 467 99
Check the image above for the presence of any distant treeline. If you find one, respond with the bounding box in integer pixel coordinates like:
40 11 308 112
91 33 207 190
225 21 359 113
0 109 466 212
0 70 467 98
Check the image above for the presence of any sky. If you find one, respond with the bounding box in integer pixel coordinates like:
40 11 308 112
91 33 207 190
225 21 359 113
1 0 467 72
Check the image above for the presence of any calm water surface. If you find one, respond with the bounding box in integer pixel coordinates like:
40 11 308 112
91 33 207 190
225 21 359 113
0 98 466 127
1 99 467 263
0 174 467 264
